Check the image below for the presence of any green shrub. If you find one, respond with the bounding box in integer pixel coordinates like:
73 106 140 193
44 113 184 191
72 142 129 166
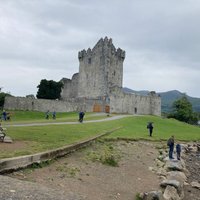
135 193 143 200
86 142 121 167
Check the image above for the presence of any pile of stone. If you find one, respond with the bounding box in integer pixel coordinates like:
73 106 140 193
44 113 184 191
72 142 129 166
139 143 200 200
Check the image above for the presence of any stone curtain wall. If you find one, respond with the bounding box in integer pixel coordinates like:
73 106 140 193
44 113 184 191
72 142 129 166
109 88 161 116
4 96 78 112
4 93 161 116
3 96 106 113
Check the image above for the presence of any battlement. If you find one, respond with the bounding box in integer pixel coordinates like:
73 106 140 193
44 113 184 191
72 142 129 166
78 37 125 61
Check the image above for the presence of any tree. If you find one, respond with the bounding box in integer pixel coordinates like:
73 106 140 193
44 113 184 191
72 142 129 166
0 92 12 109
36 79 63 100
168 96 199 125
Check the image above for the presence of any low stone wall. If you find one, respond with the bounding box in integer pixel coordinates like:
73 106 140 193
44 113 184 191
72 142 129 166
0 127 121 173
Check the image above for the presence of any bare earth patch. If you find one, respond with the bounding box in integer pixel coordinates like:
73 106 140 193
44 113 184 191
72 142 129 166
0 140 36 159
0 141 31 152
7 140 161 200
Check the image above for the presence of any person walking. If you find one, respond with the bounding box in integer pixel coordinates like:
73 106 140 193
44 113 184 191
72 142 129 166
147 122 154 137
167 135 175 159
79 111 85 123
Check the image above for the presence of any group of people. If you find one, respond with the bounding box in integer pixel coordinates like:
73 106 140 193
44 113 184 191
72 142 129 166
1 110 11 121
45 110 56 120
147 122 181 160
45 110 85 123
167 135 181 160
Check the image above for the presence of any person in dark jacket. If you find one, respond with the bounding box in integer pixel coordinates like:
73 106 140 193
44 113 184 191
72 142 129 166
176 143 181 160
2 110 7 121
167 135 175 159
79 111 85 123
45 110 49 120
147 122 154 137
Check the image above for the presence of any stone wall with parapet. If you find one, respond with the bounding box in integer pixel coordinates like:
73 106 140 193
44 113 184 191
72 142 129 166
4 91 161 116
109 87 161 116
3 96 106 113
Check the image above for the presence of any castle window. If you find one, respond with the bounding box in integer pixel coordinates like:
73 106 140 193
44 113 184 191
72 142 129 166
114 71 116 76
88 58 91 64
134 107 137 114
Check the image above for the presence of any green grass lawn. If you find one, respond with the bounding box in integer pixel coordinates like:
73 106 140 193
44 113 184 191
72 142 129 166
0 111 199 159
2 111 108 124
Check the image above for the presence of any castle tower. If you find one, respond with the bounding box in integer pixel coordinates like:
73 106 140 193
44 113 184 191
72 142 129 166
77 37 125 98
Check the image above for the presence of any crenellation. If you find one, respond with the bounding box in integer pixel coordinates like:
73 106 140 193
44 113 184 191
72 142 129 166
86 48 92 55
116 48 125 60
78 50 86 61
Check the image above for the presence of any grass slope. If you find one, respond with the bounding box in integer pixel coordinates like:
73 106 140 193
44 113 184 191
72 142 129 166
0 111 199 159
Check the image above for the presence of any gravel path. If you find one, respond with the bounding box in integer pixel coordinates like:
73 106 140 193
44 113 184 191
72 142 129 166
4 115 132 127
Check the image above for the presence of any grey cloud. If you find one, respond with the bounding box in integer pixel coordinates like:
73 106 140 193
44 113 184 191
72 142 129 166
0 0 200 97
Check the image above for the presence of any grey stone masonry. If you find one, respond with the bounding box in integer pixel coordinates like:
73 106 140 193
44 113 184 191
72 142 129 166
78 37 125 98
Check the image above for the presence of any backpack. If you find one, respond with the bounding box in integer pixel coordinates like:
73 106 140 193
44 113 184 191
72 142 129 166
167 138 172 146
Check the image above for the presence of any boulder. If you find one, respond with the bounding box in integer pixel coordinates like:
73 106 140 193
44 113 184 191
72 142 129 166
191 181 200 189
160 178 184 198
140 190 164 200
166 171 187 183
164 160 185 172
163 185 181 200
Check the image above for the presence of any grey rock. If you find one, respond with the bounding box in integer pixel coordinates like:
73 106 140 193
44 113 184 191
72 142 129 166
191 181 200 189
163 185 181 200
165 160 185 172
166 171 187 184
140 190 164 200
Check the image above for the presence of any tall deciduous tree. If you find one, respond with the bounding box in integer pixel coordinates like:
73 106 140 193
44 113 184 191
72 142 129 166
36 79 63 100
168 96 199 125
0 92 12 109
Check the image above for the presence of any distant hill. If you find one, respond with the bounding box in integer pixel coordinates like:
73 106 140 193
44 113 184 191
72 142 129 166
123 88 200 113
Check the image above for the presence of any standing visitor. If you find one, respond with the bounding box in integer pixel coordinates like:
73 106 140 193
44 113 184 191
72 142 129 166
167 135 175 159
52 111 56 119
176 143 181 160
2 110 7 121
45 110 49 120
147 122 154 137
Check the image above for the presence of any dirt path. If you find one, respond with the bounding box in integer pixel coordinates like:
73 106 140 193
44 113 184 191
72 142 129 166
7 140 161 200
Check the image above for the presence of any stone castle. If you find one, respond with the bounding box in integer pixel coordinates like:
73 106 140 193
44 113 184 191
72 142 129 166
4 37 161 115
61 37 125 99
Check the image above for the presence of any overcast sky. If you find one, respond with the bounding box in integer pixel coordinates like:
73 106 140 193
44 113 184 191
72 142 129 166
0 0 200 98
